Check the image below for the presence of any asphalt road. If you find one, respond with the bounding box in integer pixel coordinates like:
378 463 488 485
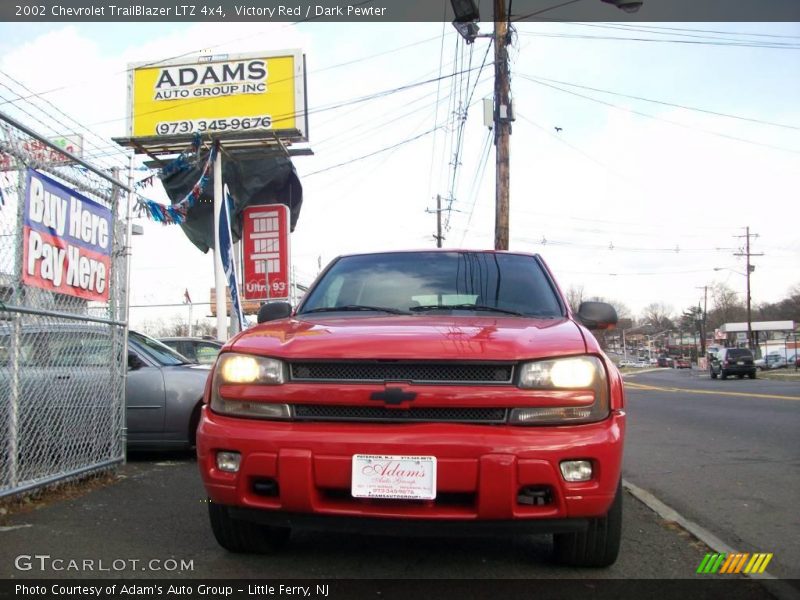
623 367 800 580
0 454 770 594
0 367 795 598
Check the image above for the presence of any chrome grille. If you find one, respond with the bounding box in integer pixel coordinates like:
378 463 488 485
293 405 508 424
289 362 514 384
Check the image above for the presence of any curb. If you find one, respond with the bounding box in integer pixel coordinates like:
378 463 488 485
623 479 800 600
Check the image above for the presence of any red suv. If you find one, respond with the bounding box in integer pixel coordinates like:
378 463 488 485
197 251 625 566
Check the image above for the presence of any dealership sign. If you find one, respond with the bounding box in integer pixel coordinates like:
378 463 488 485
1 135 83 171
22 169 111 302
128 50 307 140
241 204 290 301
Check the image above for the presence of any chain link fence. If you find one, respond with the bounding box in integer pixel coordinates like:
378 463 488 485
0 111 130 498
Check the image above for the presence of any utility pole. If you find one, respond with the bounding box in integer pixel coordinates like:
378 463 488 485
427 194 445 248
435 194 444 248
734 227 763 352
494 0 511 251
450 0 638 252
695 285 708 356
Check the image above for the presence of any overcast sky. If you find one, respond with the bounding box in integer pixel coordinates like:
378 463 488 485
0 18 798 332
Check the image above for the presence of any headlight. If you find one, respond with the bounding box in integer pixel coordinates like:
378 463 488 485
209 353 290 420
511 356 609 425
518 356 599 389
216 353 285 385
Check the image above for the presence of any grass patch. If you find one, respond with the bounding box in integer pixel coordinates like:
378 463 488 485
757 369 800 381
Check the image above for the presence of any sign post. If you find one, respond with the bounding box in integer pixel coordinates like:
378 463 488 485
213 150 227 340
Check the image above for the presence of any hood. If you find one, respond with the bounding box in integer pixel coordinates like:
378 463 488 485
230 315 587 361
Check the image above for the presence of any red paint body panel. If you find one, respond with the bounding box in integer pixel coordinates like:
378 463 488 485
198 407 625 521
198 251 626 531
231 315 586 362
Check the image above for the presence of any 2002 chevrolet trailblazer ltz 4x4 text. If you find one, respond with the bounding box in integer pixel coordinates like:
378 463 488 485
197 250 625 567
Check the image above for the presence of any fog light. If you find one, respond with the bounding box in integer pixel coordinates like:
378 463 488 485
560 460 593 482
216 451 241 473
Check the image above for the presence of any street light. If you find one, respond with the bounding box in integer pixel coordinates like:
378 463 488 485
601 0 644 13
450 0 480 43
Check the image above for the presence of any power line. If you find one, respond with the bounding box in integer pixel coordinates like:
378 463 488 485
517 75 800 155
0 1 393 107
89 62 489 129
557 22 800 43
517 28 800 49
458 130 494 245
515 111 639 186
427 16 450 200
0 70 131 170
522 74 800 131
302 126 443 177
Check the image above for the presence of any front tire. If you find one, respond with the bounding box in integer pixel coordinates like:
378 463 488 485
208 502 290 553
710 369 718 380
553 481 622 567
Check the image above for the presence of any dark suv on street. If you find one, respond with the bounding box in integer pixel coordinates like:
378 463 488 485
709 348 756 380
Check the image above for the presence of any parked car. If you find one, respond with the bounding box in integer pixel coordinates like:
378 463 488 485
197 250 625 566
127 331 211 449
709 348 756 380
674 358 691 369
656 356 673 368
618 359 636 367
160 336 223 365
0 324 211 452
754 352 787 371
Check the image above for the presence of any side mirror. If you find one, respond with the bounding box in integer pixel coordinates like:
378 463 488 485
257 301 292 324
576 301 618 330
127 351 145 370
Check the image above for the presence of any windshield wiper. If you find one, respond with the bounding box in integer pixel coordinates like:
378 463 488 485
409 303 524 316
303 305 411 315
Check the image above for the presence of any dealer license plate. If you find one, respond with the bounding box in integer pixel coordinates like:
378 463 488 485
351 454 437 500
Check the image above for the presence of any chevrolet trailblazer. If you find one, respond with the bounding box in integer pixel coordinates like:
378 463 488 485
197 250 625 566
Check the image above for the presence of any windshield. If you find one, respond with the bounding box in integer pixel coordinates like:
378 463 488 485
298 252 564 318
129 331 190 366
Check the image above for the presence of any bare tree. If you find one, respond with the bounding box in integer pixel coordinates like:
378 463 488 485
708 282 745 329
565 285 584 313
641 302 674 330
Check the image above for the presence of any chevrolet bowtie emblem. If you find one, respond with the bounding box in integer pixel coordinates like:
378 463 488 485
370 388 417 405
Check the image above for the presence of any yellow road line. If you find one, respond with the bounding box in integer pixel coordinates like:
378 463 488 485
624 381 800 401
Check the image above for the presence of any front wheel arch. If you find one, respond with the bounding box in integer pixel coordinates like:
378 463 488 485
188 402 203 447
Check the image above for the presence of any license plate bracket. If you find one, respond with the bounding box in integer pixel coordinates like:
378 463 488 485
351 454 437 500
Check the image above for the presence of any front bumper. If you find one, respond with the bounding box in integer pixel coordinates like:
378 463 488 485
197 408 625 524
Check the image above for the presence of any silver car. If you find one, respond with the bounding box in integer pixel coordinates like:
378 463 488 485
0 324 210 451
126 331 211 449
